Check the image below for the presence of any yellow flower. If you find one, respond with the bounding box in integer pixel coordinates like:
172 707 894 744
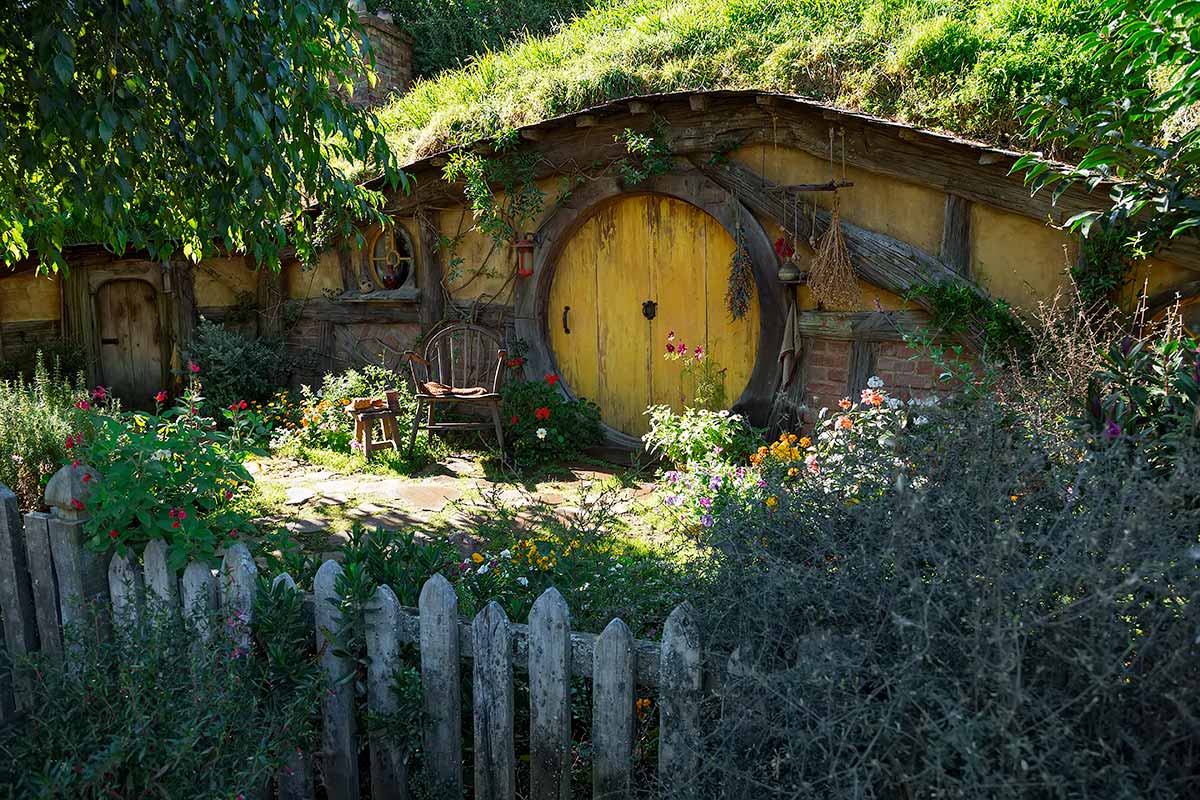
799 437 812 448
471 552 484 564
765 495 778 509
787 467 799 478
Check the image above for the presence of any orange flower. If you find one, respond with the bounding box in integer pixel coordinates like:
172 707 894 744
799 436 812 448
838 398 852 410
836 415 853 430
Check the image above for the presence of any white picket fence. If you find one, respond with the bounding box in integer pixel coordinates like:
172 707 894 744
0 471 706 799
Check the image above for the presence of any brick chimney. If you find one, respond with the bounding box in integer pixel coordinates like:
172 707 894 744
351 2 413 106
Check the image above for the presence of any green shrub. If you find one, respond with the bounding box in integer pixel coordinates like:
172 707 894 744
0 338 90 382
78 380 258 569
283 364 413 452
0 583 321 799
501 373 602 467
688 402 1200 798
0 354 109 511
184 319 292 417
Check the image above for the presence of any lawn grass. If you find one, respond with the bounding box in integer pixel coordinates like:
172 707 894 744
378 0 1123 162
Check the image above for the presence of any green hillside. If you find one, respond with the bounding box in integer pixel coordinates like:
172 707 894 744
378 0 1121 163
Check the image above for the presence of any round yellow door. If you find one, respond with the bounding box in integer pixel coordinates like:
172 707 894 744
549 194 759 438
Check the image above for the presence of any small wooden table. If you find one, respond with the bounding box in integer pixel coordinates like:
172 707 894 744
345 391 404 461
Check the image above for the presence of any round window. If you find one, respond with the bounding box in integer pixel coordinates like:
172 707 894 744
370 225 416 290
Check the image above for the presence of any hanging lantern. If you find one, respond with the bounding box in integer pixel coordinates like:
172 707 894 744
515 233 536 278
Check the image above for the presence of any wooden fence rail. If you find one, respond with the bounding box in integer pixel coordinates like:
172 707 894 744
0 469 708 799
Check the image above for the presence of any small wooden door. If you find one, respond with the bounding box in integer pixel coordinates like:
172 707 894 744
549 194 759 437
96 279 164 406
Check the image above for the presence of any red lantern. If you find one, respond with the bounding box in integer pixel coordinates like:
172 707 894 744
515 233 536 278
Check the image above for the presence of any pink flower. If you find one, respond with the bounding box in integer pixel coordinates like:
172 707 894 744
92 386 107 401
76 400 90 410
177 510 187 520
667 330 675 341
677 343 688 356
187 360 200 374
694 346 704 360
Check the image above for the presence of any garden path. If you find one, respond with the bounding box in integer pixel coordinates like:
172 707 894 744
247 452 658 561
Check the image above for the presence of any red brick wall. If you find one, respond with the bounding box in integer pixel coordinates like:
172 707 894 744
803 338 851 411
354 13 413 106
875 340 939 396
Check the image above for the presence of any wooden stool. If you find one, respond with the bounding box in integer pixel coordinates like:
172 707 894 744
346 391 403 461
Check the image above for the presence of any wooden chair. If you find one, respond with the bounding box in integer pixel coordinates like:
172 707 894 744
402 323 507 456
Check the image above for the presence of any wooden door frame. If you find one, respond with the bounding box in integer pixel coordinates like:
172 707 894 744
513 169 785 447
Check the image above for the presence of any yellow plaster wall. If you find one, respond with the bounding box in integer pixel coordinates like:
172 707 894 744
1128 256 1196 304
0 271 61 323
195 257 257 308
286 249 346 299
970 204 1074 308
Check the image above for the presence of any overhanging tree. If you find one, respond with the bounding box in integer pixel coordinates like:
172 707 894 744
0 0 404 272
1014 0 1199 250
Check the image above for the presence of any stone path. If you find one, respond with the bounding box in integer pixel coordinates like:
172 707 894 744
249 452 657 560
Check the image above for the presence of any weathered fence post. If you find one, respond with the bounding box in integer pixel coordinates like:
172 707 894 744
22 513 62 659
658 603 702 799
529 587 571 800
366 584 409 800
142 539 179 617
44 464 109 637
0 482 38 712
474 601 515 800
274 573 316 800
419 574 462 798
220 543 257 651
107 551 144 639
594 618 635 800
181 561 218 643
315 559 358 800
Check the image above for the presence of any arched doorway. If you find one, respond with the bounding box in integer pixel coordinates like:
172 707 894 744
547 194 760 438
96 279 165 407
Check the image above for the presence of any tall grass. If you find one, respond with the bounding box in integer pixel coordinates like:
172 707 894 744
379 0 1123 161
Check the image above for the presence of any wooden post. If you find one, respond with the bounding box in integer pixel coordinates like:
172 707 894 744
315 560 358 800
419 574 462 797
366 584 409 800
658 604 702 799
418 212 446 331
142 539 179 618
529 588 571 800
275 573 316 800
107 551 144 640
0 483 37 712
939 194 972 278
181 561 218 643
473 601 515 800
21 513 62 660
220 543 257 651
593 619 635 800
44 464 109 665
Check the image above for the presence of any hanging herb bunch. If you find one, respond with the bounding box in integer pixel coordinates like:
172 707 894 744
726 207 754 320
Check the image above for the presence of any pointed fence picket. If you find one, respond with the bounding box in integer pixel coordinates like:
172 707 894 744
0 472 714 800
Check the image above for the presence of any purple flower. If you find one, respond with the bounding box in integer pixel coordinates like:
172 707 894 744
701 514 714 528
664 470 681 483
664 494 680 507
699 497 713 509
1104 420 1121 440
756 479 767 488
736 467 746 478
708 476 722 491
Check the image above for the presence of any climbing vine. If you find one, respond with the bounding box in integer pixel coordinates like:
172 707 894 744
615 119 673 185
907 282 1030 354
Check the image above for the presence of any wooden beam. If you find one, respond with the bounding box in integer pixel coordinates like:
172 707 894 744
628 101 652 115
773 180 854 193
519 128 545 142
417 211 446 331
688 95 709 112
789 310 937 342
575 115 597 128
940 194 972 277
297 296 422 325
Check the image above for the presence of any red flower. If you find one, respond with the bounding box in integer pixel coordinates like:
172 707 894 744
169 508 177 518
510 415 518 425
665 342 675 353
506 357 525 369
155 390 168 403
109 529 118 539
70 499 84 511
229 530 238 539
238 400 248 410
535 406 551 420
76 400 90 410
92 386 107 401
65 435 75 450
172 520 180 529
230 403 239 412
187 360 200 374
177 510 187 520
774 237 795 260
71 459 81 468
82 473 91 483
544 373 559 386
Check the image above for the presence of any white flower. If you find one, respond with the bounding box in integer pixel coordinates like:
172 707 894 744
516 576 529 587
536 427 547 440
914 415 929 426
867 375 884 389
499 549 512 559
476 563 490 576
886 397 902 410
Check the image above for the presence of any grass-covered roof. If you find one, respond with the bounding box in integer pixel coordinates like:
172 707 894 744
378 0 1119 163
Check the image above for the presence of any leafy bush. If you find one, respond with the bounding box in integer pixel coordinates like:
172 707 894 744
0 584 321 799
185 319 292 416
687 401 1200 799
643 406 760 469
0 338 90 382
501 373 602 467
0 354 110 510
78 380 258 569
